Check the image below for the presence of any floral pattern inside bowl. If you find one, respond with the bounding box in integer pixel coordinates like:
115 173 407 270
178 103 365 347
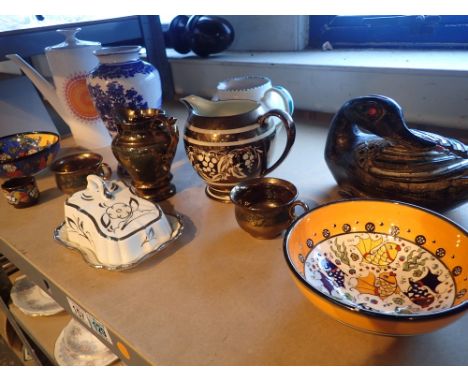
284 199 467 335
0 132 60 178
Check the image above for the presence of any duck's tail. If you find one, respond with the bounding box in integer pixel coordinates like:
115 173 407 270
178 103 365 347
412 129 468 159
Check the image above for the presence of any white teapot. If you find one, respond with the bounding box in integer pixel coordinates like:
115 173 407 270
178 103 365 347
6 28 111 149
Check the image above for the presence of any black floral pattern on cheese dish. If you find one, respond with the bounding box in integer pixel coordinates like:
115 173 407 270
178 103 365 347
99 197 158 234
66 217 94 246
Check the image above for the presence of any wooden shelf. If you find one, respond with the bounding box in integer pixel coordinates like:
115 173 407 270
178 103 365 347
1 103 467 365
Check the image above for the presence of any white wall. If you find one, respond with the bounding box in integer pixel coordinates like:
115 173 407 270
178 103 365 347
221 16 309 51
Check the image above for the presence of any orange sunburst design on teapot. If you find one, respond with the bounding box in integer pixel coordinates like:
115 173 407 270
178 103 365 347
64 74 99 121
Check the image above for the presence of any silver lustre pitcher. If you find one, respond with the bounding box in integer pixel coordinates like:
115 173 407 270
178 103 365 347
181 95 296 202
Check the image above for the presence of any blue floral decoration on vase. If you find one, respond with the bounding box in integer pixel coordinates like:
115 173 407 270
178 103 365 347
90 61 155 81
88 82 148 134
87 49 162 137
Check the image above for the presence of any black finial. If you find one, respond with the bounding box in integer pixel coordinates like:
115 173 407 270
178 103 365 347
164 15 235 57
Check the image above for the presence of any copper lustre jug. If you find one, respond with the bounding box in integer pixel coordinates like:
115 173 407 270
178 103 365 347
112 109 179 202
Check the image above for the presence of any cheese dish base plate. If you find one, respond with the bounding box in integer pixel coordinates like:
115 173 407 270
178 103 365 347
53 214 183 271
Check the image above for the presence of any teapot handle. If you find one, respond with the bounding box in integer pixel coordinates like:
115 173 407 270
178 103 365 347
257 109 296 176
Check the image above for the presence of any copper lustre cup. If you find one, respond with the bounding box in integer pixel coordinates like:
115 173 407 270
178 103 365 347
230 177 308 239
51 152 112 195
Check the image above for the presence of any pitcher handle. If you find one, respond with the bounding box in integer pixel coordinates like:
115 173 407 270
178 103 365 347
257 109 296 176
162 117 179 157
263 85 294 114
152 116 179 169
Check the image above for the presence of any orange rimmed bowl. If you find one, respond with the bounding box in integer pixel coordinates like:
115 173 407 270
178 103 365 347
283 199 467 336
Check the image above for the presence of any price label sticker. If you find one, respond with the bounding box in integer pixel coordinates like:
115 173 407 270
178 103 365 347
67 297 87 322
66 297 112 344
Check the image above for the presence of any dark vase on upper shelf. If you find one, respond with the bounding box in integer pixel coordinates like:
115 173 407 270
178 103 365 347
111 108 179 202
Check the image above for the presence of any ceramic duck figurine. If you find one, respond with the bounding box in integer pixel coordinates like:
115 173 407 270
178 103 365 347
325 95 468 210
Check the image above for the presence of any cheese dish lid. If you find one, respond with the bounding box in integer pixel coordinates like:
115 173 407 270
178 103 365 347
66 175 164 240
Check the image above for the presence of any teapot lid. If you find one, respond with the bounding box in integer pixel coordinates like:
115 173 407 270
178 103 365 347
45 28 101 51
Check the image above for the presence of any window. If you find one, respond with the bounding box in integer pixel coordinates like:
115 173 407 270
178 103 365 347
309 15 468 49
0 15 176 33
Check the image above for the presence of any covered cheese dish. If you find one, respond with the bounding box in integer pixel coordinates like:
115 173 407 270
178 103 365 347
54 175 183 270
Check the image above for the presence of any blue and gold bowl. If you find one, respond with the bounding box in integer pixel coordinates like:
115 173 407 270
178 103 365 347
284 199 467 336
0 132 60 178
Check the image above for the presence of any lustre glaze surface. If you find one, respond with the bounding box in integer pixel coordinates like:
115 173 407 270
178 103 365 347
324 95 468 210
181 95 295 202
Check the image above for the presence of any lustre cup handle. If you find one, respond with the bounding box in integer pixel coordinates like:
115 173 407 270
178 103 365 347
257 109 296 176
289 200 309 221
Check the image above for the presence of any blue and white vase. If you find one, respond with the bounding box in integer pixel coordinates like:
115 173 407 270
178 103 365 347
86 46 162 137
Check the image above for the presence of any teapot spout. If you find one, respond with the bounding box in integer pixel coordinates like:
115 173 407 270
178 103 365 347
6 54 64 119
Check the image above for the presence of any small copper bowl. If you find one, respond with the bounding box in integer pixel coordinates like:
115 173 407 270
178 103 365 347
230 177 308 239
50 152 112 195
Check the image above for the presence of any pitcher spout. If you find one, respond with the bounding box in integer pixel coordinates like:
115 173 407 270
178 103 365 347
180 95 213 114
6 53 65 120
180 94 258 118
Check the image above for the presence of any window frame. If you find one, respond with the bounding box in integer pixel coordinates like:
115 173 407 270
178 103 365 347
309 15 468 50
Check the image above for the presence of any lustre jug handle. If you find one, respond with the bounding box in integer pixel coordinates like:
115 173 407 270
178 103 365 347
152 116 179 169
257 109 296 176
153 116 179 153
166 117 179 158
